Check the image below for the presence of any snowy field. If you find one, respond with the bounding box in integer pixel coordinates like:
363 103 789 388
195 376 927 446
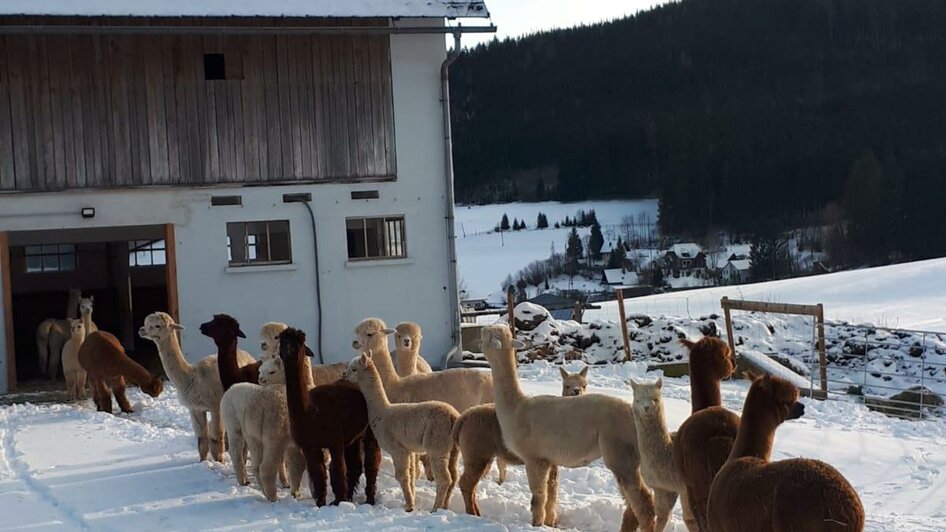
455 200 659 299
2 362 944 531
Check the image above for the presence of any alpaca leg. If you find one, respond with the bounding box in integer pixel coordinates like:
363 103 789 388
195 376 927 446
77 370 87 400
430 453 452 511
613 470 656 532
524 460 552 527
303 448 329 506
89 378 106 412
327 446 349 504
459 456 491 516
286 446 306 498
421 453 435 482
65 371 76 401
278 460 289 488
362 432 381 505
208 408 226 462
687 487 710 532
446 445 460 509
248 439 265 491
259 445 285 502
37 323 51 379
654 489 678 532
228 428 249 486
496 456 508 484
189 410 211 461
94 379 113 413
410 453 420 481
343 442 363 501
112 376 133 413
391 451 415 512
678 489 698 532
544 465 560 527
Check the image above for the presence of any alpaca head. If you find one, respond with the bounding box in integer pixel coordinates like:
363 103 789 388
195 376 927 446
79 296 94 316
681 336 735 381
199 314 246 343
352 318 395 353
559 366 589 396
257 356 286 386
277 327 311 363
344 350 376 384
259 322 289 359
139 312 184 342
68 318 85 339
394 322 423 353
629 378 664 419
745 375 805 427
140 377 164 398
480 324 526 364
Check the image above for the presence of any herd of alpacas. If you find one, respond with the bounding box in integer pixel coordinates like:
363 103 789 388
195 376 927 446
36 291 866 531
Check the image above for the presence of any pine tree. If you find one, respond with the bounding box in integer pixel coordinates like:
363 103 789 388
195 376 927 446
589 221 604 262
500 213 510 231
566 227 584 260
537 212 549 229
607 245 625 269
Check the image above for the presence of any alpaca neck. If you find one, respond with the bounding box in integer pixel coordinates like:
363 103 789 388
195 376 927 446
689 366 722 413
213 336 241 389
730 407 776 461
155 333 194 385
120 356 155 388
358 365 391 419
283 351 313 424
395 348 415 373
81 310 94 333
635 405 674 457
368 345 400 389
488 348 525 410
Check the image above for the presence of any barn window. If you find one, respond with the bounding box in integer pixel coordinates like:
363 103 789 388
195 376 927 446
346 216 407 261
226 220 292 266
204 53 227 80
24 244 76 273
129 240 167 267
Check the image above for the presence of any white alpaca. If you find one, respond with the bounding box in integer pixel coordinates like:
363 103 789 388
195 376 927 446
481 324 656 531
61 319 87 400
139 312 255 462
221 357 301 501
352 318 493 413
629 378 696 532
560 366 589 396
36 288 84 380
260 322 346 387
394 322 433 376
345 350 460 511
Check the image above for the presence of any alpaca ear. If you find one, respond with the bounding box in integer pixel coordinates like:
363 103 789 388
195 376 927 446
656 377 663 389
627 378 639 389
679 338 694 349
511 339 527 349
359 351 371 366
559 367 568 379
170 323 185 331
304 346 315 358
89 295 95 302
382 328 396 335
579 366 589 377
237 327 247 339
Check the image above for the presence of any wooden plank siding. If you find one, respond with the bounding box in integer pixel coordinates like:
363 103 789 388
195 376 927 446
0 20 396 192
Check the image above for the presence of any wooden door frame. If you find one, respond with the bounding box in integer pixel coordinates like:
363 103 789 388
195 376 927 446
0 232 16 393
165 224 180 324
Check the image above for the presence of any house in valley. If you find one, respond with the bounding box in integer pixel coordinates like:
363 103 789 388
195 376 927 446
661 243 706 276
0 1 493 393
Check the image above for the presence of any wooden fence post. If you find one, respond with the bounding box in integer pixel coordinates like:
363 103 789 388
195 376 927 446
506 286 516 338
616 288 631 362
817 303 827 395
721 296 737 360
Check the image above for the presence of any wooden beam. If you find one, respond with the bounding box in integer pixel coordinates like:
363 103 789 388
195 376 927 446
506 286 516 338
722 297 736 364
0 232 16 393
616 288 631 362
720 297 821 317
164 223 180 324
817 303 827 394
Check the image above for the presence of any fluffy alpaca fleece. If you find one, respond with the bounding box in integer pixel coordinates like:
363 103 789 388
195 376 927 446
393 322 433 377
78 331 163 413
61 319 88 401
200 314 259 392
672 337 739 531
259 322 345 387
278 327 381 506
353 318 493 413
220 357 298 501
481 324 655 531
36 289 87 380
139 312 255 462
629 379 695 532
455 364 586 516
346 351 459 511
707 376 864 532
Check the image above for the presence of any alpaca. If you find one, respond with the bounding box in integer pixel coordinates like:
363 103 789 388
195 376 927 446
139 312 256 461
278 327 381 506
353 318 493 413
200 314 259 392
220 356 300 501
394 322 433 377
481 324 655 530
345 350 460 511
35 287 83 380
629 378 696 532
61 319 87 401
455 367 585 516
672 337 739 531
260 321 346 387
560 366 588 396
78 331 163 413
707 375 864 531
256 356 308 498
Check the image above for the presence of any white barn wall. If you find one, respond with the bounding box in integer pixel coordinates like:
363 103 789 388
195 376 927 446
0 19 455 373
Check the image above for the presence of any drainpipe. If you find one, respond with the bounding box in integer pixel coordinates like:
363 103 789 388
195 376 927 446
440 26 463 369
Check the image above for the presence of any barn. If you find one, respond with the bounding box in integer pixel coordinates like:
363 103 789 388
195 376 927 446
0 1 493 393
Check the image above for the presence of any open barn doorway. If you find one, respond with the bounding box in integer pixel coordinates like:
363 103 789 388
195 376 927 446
4 224 176 392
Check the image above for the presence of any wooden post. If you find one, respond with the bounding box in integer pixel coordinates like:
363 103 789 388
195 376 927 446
616 288 631 362
816 303 827 395
506 286 516 337
721 296 737 361
0 232 16 393
165 224 180 324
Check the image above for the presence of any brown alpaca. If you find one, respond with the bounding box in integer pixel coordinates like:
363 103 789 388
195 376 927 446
278 327 381 506
200 314 259 392
708 376 864 531
672 337 738 531
78 331 164 413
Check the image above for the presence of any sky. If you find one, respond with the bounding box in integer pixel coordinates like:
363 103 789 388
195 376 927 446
460 0 670 47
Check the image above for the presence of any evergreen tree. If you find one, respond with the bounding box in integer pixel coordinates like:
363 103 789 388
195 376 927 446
500 213 510 231
537 212 549 229
607 245 625 269
650 266 665 287
589 222 605 261
566 227 584 260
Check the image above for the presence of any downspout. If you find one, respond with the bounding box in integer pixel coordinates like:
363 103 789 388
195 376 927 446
440 26 463 369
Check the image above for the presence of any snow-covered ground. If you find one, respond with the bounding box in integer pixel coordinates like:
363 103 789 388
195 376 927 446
2 365 944 531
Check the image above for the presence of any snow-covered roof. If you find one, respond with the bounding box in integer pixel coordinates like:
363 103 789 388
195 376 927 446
725 259 751 271
603 268 639 286
715 243 752 268
626 248 664 269
0 1 490 19
668 243 702 258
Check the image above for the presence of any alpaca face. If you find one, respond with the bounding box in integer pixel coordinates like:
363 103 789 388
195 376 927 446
141 378 164 398
69 319 85 338
560 366 588 396
751 375 805 424
630 378 664 419
394 322 422 352
139 312 184 341
344 352 373 383
258 357 285 385
480 325 526 362
79 296 94 316
199 314 246 341
353 318 395 352
259 322 288 359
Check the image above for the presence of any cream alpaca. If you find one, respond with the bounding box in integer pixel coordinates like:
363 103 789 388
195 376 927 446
560 366 589 396
481 324 655 531
61 319 87 401
35 287 82 380
139 312 255 462
345 350 460 512
393 322 433 377
220 356 300 501
629 378 695 532
260 322 346 387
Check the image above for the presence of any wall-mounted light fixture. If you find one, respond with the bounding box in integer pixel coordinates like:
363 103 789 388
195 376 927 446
81 207 95 219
